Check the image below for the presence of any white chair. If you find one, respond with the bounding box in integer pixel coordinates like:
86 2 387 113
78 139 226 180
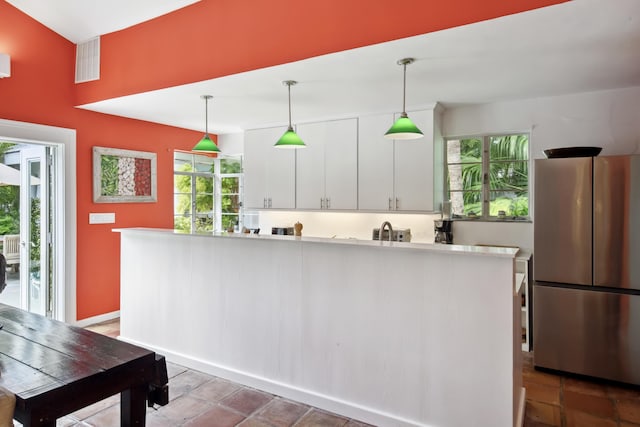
2 235 20 273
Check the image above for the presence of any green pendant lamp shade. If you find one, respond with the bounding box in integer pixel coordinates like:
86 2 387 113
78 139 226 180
275 80 306 149
193 95 221 153
385 58 424 140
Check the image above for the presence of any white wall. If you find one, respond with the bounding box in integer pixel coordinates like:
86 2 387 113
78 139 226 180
442 86 640 250
231 86 640 252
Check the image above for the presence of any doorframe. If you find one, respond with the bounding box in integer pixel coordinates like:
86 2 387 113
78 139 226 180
0 118 76 323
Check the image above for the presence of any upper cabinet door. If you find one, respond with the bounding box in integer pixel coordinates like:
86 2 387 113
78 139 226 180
243 127 296 209
394 109 435 212
296 121 328 209
324 118 357 210
296 119 358 210
358 114 395 211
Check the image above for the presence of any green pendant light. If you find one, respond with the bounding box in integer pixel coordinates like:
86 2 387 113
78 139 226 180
193 95 221 153
385 58 424 140
275 80 306 149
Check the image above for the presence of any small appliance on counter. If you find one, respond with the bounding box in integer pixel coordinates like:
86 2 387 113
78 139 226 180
272 227 294 235
372 228 412 242
434 220 453 244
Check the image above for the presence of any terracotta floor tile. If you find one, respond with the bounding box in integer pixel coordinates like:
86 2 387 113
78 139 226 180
564 377 609 397
190 378 242 402
253 397 309 427
80 320 640 427
80 403 120 427
70 394 119 420
146 411 181 427
607 385 640 400
345 420 377 426
237 418 273 427
525 400 562 426
220 387 274 416
618 398 640 424
525 382 561 406
166 361 189 379
524 420 558 427
294 409 349 427
156 395 214 424
564 409 617 427
523 369 562 387
168 370 213 401
183 404 245 427
563 390 615 418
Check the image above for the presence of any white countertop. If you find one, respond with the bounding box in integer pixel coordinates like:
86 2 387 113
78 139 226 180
114 227 519 259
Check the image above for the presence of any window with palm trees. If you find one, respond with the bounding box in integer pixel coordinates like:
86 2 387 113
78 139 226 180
446 134 529 220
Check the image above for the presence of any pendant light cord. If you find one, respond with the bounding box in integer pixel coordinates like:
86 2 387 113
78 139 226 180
288 82 292 129
204 96 209 135
402 61 407 114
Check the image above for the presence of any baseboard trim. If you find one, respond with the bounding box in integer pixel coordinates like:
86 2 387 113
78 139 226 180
516 386 526 427
74 310 120 328
118 336 430 427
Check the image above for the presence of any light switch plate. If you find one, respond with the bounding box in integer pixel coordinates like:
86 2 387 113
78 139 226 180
89 212 115 224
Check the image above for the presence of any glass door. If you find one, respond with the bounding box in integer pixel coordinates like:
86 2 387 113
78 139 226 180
20 146 51 316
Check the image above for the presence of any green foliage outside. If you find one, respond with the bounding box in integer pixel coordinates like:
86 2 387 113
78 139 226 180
447 135 529 217
0 142 19 235
30 197 40 272
173 155 243 233
220 158 242 231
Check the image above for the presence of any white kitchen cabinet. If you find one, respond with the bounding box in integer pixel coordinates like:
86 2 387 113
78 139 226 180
296 118 358 210
243 126 296 209
359 107 442 212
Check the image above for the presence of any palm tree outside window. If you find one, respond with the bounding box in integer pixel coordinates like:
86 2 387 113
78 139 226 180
446 134 529 220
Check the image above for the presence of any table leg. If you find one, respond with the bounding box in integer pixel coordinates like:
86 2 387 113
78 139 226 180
121 384 147 426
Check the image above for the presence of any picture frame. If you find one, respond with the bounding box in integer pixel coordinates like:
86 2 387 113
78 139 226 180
93 146 157 203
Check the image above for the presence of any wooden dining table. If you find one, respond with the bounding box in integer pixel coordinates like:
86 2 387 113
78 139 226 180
0 303 167 426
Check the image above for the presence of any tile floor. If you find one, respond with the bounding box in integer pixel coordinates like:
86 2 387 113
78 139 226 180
13 318 640 426
11 319 373 427
522 352 640 427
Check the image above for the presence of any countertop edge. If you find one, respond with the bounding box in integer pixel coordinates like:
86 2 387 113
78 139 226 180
113 227 519 258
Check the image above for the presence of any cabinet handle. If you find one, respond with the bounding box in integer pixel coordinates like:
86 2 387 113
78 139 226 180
388 197 393 210
320 198 324 209
395 198 399 210
326 198 330 209
268 198 272 208
264 197 267 208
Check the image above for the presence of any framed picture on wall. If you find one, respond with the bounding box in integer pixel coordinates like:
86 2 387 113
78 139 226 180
93 146 157 203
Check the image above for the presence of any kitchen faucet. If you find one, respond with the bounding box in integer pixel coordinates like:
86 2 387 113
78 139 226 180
380 221 393 242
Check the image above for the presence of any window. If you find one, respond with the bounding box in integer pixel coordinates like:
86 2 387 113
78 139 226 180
446 134 529 220
173 152 244 233
218 157 243 232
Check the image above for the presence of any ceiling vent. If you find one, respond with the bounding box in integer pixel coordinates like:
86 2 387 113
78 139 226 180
75 37 100 83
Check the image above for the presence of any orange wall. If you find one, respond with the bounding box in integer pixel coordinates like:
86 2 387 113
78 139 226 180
0 2 202 319
2 0 567 320
74 111 202 319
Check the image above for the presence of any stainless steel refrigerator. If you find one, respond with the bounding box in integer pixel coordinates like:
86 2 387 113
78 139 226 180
534 155 640 385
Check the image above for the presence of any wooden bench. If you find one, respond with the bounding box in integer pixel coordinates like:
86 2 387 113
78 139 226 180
0 304 168 426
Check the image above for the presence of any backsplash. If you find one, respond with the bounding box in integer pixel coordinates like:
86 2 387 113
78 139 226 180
248 211 442 243
246 210 533 250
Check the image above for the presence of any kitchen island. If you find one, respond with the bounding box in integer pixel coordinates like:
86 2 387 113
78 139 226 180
115 228 524 427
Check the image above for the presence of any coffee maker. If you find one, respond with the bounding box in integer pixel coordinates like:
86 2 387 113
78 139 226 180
434 219 453 244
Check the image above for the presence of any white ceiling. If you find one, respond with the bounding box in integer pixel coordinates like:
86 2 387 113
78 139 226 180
9 0 640 136
6 0 201 43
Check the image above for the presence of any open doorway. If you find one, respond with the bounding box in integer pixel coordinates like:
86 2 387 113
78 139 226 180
0 141 58 318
